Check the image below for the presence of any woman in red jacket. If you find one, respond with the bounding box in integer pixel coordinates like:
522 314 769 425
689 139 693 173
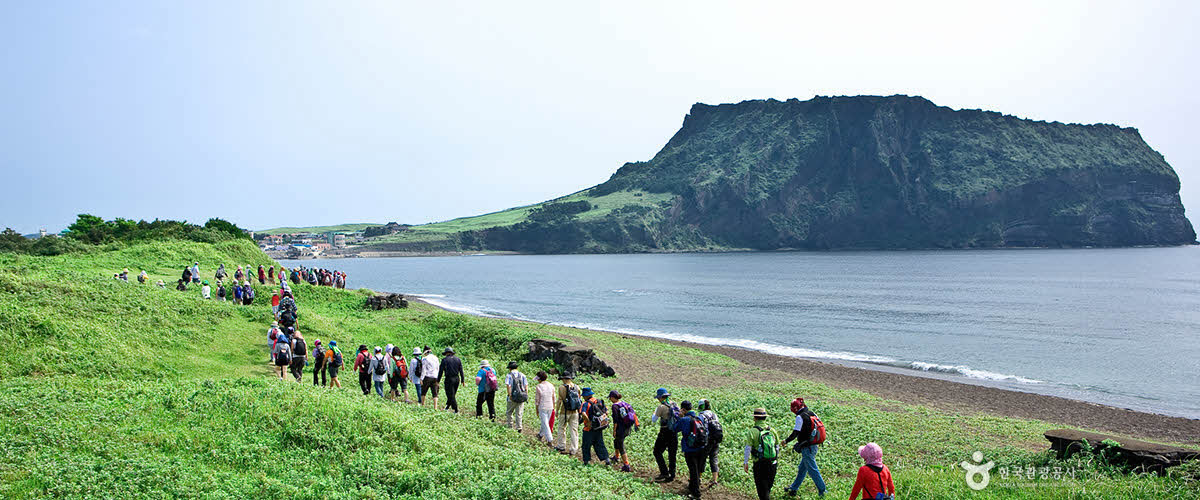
849 442 895 499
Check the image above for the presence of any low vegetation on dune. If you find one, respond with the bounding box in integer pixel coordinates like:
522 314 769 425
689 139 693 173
0 239 1196 498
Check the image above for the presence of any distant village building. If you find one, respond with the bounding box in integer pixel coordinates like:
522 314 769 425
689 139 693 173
38 229 47 239
333 233 346 248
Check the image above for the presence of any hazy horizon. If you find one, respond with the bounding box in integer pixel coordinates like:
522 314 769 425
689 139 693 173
4 1 1198 234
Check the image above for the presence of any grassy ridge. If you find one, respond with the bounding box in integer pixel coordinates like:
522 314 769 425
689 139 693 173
0 241 662 499
0 240 1196 498
366 190 675 251
256 223 382 235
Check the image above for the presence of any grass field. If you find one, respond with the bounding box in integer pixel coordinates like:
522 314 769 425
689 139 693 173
0 240 1196 498
368 189 676 248
256 223 382 235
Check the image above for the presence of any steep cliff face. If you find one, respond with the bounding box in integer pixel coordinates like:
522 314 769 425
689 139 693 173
587 95 1194 250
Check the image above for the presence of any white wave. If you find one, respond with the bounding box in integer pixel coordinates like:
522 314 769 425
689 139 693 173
553 321 898 364
417 297 503 318
907 361 1043 384
610 289 628 293
408 293 447 298
421 297 1042 386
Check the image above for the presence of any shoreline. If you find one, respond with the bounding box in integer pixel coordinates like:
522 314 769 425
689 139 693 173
320 243 1200 259
407 295 1200 445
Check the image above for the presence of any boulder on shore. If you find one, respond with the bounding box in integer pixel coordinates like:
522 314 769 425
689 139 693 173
365 293 408 310
527 339 616 377
1045 429 1200 473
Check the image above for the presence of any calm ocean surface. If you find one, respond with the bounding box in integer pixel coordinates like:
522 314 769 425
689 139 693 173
286 247 1200 418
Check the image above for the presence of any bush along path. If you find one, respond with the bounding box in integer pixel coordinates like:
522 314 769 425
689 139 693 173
1 239 1197 498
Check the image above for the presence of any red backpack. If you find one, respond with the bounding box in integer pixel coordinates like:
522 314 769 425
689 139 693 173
808 412 826 445
394 356 408 378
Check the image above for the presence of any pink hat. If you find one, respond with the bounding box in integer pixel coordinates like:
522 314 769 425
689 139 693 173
858 442 883 467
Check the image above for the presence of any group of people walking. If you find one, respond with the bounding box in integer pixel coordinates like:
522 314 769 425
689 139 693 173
287 265 347 288
249 265 895 500
120 261 348 305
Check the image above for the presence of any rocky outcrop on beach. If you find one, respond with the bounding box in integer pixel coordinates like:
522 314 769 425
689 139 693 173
365 293 408 310
526 339 616 377
1045 429 1200 473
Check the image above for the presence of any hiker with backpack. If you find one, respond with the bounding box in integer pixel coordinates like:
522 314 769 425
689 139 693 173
278 292 297 327
176 279 187 291
504 361 528 431
474 360 499 420
217 280 226 301
533 371 555 444
257 265 266 285
743 407 779 500
673 400 708 498
327 340 344 389
232 281 243 304
579 388 611 466
608 390 639 472
388 345 409 402
353 345 372 396
215 264 226 281
271 292 281 317
267 321 282 363
272 332 293 380
421 347 441 408
182 267 192 284
410 347 425 404
191 263 200 284
241 281 255 305
651 388 681 483
368 346 393 398
312 339 327 386
438 347 466 412
201 280 211 299
553 372 581 456
267 265 275 285
138 270 147 284
697 399 723 487
782 397 827 497
289 330 308 382
849 442 895 500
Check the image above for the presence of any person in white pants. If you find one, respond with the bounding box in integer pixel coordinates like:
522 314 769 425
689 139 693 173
533 370 556 443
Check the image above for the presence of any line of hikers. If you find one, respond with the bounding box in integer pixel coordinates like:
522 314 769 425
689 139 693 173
117 261 347 302
286 265 348 288
255 273 893 500
266 325 895 499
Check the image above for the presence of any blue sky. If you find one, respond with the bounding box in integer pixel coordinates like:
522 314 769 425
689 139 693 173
3 1 1198 233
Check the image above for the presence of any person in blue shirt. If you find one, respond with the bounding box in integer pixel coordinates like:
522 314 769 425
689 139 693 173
475 359 498 421
673 400 706 499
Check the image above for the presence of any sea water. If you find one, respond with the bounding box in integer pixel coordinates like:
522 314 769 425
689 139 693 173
286 247 1200 418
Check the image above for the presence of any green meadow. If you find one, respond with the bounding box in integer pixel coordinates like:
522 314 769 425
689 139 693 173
0 239 1196 498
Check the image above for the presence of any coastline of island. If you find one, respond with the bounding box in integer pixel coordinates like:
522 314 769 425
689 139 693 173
407 295 1200 446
